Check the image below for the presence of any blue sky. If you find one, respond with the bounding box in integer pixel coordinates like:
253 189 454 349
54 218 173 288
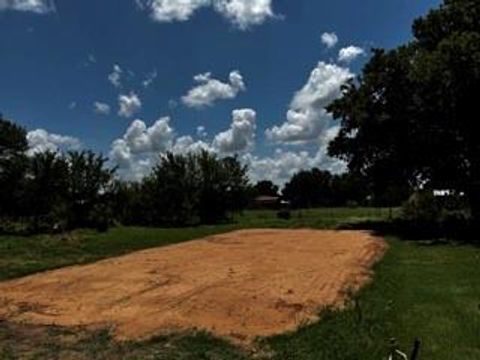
0 0 441 184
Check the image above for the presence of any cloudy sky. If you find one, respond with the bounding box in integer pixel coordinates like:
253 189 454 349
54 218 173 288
0 0 440 184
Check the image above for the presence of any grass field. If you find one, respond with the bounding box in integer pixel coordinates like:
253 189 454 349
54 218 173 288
1 207 479 359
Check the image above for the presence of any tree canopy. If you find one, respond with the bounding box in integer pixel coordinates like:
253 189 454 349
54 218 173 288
254 180 279 197
328 0 480 214
0 117 28 217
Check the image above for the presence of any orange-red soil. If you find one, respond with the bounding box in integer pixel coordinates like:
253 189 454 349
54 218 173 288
0 229 386 343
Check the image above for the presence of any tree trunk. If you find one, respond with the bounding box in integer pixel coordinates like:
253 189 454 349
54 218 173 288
467 181 480 223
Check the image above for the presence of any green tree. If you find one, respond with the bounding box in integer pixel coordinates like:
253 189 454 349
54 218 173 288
220 155 250 218
0 117 28 218
327 47 417 206
412 0 480 218
25 151 69 231
282 168 334 208
64 151 116 229
328 0 480 215
254 180 279 197
145 151 249 226
148 152 200 226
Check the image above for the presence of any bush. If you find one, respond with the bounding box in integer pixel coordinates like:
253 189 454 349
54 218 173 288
88 203 113 233
439 209 470 238
401 191 441 224
277 209 291 220
398 191 474 239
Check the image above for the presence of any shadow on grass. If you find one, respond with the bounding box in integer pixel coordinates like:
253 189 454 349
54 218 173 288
339 218 480 245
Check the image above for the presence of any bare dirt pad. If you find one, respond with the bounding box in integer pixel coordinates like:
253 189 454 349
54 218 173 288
0 229 386 343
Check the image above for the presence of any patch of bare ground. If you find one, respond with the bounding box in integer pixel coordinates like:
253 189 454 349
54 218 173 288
0 229 386 344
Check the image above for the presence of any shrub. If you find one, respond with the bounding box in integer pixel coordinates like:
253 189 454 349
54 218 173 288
277 210 291 220
401 191 441 224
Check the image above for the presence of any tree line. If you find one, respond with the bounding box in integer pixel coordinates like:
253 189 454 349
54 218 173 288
253 171 370 208
0 118 251 232
0 114 394 235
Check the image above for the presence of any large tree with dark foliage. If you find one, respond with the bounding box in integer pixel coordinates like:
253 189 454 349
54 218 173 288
327 47 417 206
64 151 116 229
144 151 250 226
328 0 480 215
25 151 69 231
23 150 115 231
283 169 334 208
282 168 369 208
0 117 28 217
254 180 279 197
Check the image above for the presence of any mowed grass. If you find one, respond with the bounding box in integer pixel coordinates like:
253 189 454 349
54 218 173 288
1 208 479 359
0 207 393 281
265 239 480 360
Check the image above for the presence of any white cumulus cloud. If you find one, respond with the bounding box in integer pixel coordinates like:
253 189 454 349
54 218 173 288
172 135 212 154
321 32 338 48
213 0 274 30
110 116 216 180
0 0 55 13
109 117 176 180
108 109 345 183
213 108 256 154
27 129 81 156
182 70 245 108
137 0 210 22
266 61 353 144
136 0 275 30
245 151 343 187
338 45 365 63
246 127 345 186
118 92 142 118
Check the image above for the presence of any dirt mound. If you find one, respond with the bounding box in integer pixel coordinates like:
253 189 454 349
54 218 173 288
0 229 386 343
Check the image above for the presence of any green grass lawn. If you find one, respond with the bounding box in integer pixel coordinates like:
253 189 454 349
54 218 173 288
0 207 394 281
264 239 480 360
1 208 479 359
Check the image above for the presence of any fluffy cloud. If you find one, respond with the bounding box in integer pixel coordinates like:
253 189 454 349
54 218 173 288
27 129 81 156
266 62 353 144
111 108 256 179
109 116 216 180
108 64 123 88
247 127 345 186
321 32 338 48
109 108 345 183
245 151 344 187
109 117 176 180
213 0 274 30
213 108 256 154
136 0 275 29
136 0 209 22
93 102 111 115
182 70 245 108
172 135 212 154
0 0 55 13
125 118 174 153
338 46 365 63
118 92 142 118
